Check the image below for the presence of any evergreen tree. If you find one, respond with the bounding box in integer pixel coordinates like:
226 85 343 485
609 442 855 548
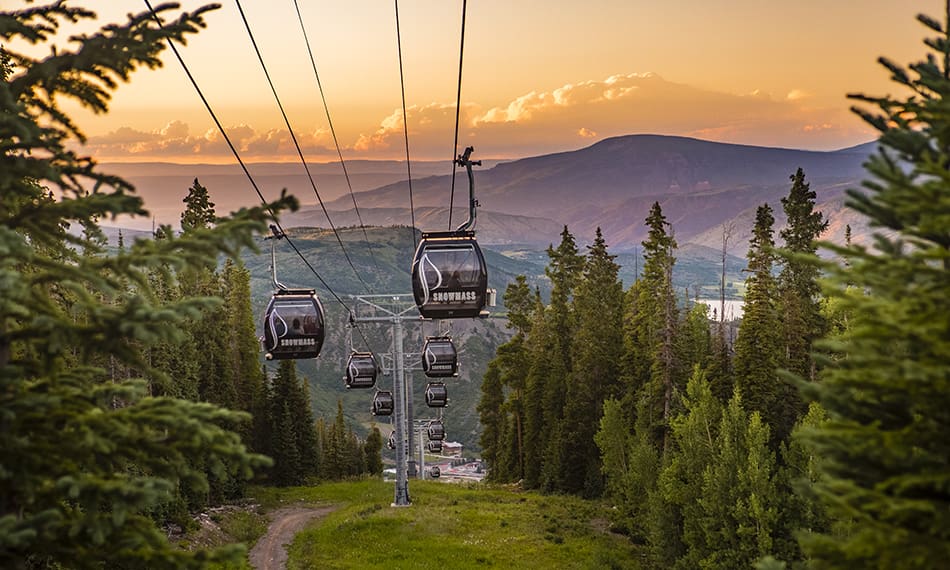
776 168 828 436
180 178 217 232
364 426 383 476
521 290 550 488
659 366 722 569
222 258 269 451
322 400 349 480
798 9 950 568
0 5 291 567
267 361 317 485
539 227 584 491
498 277 535 480
774 403 832 564
629 202 680 451
733 205 784 442
677 302 712 382
560 228 623 495
476 360 506 479
699 391 778 569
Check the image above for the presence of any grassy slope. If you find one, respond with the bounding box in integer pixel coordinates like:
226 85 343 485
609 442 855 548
251 480 641 569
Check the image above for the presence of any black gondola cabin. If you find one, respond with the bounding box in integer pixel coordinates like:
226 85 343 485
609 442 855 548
422 336 459 377
411 231 488 319
425 382 448 407
344 352 377 389
371 390 394 416
261 288 325 360
427 441 443 454
427 419 446 441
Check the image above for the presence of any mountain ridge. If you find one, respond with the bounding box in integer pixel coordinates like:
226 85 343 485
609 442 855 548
113 133 877 253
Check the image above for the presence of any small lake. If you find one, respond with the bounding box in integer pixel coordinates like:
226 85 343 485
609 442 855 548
695 298 744 321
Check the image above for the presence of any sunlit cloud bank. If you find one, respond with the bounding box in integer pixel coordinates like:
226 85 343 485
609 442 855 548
78 73 875 162
80 120 339 163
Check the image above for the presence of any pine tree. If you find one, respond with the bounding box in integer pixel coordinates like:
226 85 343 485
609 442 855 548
660 366 722 569
629 202 680 451
774 402 832 563
521 290 550 488
733 205 784 442
222 258 268 450
560 228 623 495
699 391 778 569
539 227 585 491
180 178 217 232
0 5 293 567
798 9 950 568
322 400 349 480
364 426 383 476
496 276 535 480
776 168 828 437
267 360 317 485
476 360 506 479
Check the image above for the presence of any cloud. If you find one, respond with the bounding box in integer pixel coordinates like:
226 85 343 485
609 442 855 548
80 122 337 162
786 89 811 101
461 73 873 155
352 102 481 158
79 73 875 162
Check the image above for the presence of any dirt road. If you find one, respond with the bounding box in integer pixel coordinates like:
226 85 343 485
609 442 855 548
248 506 336 570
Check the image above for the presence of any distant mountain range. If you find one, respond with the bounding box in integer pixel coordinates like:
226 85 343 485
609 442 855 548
318 135 877 254
111 134 879 255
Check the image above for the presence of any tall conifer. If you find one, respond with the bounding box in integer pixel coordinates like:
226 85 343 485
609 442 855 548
630 202 680 450
733 205 784 442
560 228 623 495
539 227 584 490
776 168 828 435
799 9 950 567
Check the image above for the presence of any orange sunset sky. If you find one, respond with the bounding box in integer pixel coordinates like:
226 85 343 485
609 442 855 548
37 0 946 163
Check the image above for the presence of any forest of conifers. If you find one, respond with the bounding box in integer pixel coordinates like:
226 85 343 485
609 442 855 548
2 3 949 570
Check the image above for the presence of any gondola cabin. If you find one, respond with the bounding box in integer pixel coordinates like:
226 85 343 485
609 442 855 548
427 441 443 454
429 465 441 478
422 336 459 378
344 352 377 389
425 382 448 408
388 431 396 450
261 288 325 360
427 420 446 441
411 231 488 319
371 390 394 416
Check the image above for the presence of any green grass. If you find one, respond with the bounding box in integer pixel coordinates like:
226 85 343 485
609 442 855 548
251 479 642 569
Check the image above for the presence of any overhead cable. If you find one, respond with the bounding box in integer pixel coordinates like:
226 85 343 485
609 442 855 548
234 0 374 294
143 0 372 349
394 0 418 252
447 0 468 230
292 0 382 276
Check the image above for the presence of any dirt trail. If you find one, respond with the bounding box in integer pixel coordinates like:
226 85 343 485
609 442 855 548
249 506 336 570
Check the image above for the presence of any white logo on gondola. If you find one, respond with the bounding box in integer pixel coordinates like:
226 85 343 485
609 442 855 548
431 291 476 302
279 338 316 347
266 311 287 352
418 253 442 307
424 347 438 369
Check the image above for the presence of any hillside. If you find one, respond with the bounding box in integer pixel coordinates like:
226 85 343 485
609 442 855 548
216 224 743 453
238 226 545 453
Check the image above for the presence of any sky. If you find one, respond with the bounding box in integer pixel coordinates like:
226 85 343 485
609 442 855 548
28 0 947 163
